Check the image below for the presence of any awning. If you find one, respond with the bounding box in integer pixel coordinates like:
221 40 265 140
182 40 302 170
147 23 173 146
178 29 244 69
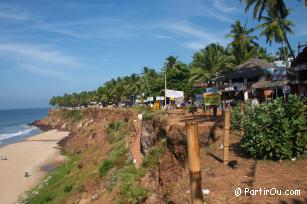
251 80 289 89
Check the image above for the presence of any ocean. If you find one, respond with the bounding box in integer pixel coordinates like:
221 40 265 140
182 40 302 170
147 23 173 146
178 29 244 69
0 108 49 146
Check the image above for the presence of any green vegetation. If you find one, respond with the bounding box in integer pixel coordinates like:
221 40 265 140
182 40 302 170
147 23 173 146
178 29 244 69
99 159 113 177
116 164 148 204
237 96 307 160
187 105 197 114
106 121 127 143
20 155 81 203
61 110 84 122
100 120 165 203
142 141 165 169
101 120 150 204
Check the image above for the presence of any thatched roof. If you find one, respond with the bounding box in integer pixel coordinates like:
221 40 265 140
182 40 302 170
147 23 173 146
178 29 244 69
251 80 289 89
291 47 307 67
214 58 273 81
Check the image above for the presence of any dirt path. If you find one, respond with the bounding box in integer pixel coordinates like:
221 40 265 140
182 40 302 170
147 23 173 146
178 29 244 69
167 109 307 204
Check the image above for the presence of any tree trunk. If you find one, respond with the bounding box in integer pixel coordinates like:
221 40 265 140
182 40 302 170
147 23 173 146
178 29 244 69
281 41 286 63
282 30 295 58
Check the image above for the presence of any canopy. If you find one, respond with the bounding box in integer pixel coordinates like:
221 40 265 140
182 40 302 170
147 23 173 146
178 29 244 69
251 80 289 89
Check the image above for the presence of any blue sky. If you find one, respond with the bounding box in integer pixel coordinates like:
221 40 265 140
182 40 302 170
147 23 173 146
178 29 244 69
0 0 306 109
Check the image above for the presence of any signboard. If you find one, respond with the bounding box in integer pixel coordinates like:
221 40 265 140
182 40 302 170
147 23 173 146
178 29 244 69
272 67 287 81
204 93 221 106
266 67 287 81
156 96 165 101
205 87 218 93
165 89 184 98
195 94 204 106
147 97 153 101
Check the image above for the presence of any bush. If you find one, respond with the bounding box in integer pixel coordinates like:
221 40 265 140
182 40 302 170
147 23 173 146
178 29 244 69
231 104 242 130
240 96 307 160
106 121 127 143
63 110 83 122
117 164 148 204
142 111 154 120
44 196 53 202
187 105 197 114
142 144 164 169
99 159 113 177
64 185 73 193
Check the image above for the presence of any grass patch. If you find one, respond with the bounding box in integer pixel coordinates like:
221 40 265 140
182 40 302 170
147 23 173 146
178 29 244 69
20 155 81 204
142 141 165 169
100 120 150 203
116 164 148 204
99 159 113 177
64 184 73 193
106 121 127 143
61 110 84 122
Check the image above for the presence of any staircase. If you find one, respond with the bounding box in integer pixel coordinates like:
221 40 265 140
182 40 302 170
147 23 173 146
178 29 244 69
131 122 143 168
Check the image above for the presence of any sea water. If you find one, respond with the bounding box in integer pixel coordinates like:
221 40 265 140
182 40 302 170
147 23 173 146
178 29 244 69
0 108 48 146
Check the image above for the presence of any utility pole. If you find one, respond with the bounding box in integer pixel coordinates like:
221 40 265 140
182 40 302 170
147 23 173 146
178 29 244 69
186 122 203 204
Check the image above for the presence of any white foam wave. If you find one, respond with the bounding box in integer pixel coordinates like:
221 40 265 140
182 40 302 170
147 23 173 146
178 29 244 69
0 127 38 141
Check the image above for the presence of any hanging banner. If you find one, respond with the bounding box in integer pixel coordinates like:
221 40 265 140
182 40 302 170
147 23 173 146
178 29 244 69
165 89 184 98
204 92 221 106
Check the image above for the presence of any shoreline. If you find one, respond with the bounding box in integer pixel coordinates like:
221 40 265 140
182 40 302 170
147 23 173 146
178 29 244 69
0 129 69 204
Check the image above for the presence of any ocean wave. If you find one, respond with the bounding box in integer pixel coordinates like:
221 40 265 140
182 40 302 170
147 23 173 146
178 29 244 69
0 126 38 141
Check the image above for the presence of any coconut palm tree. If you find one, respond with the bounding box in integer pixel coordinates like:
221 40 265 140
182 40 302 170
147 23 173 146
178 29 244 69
226 20 258 48
257 8 294 57
240 0 288 21
189 43 231 84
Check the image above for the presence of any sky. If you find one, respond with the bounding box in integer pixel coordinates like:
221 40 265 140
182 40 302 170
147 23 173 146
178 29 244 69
0 0 306 109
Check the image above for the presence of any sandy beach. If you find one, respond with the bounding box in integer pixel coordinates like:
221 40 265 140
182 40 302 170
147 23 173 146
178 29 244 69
0 129 69 204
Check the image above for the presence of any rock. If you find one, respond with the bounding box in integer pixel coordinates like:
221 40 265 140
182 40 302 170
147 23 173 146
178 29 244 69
202 189 210 195
227 160 238 169
61 122 67 129
77 122 83 129
77 162 83 169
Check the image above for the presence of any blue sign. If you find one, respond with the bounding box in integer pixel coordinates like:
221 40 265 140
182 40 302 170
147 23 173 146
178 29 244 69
205 87 218 93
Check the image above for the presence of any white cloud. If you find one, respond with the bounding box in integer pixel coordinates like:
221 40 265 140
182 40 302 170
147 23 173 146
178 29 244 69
163 0 234 23
154 34 173 39
20 64 69 80
0 3 30 21
213 0 239 13
0 43 80 67
34 19 135 39
160 21 228 50
0 42 82 79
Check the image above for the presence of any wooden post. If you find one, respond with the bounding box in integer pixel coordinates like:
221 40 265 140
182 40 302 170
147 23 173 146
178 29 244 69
186 122 203 204
240 102 244 137
223 109 231 165
203 105 206 117
212 106 217 117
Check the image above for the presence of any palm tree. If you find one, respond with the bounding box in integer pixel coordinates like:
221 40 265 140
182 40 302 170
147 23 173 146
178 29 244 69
257 8 294 57
164 56 178 70
226 21 258 47
240 0 288 21
226 21 260 66
189 43 230 84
